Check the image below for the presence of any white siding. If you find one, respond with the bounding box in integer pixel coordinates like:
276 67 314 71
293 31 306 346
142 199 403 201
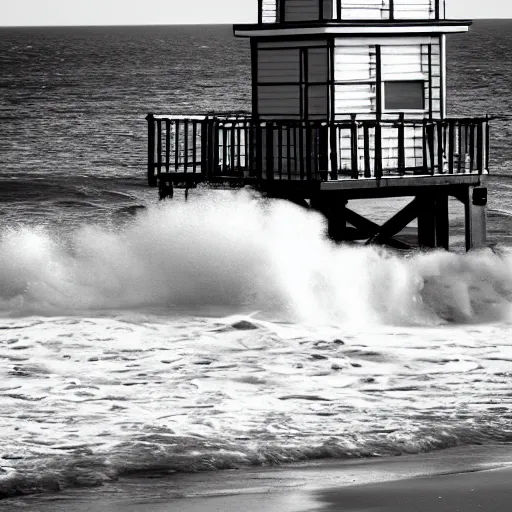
259 0 444 22
393 0 436 19
262 0 277 23
336 0 390 20
334 45 376 115
334 45 375 82
381 45 423 80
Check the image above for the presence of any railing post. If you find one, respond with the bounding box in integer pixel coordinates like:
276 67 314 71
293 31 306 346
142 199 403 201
146 113 157 186
375 120 382 179
256 122 263 180
183 119 189 173
306 122 313 180
157 118 163 178
213 120 220 177
426 121 435 176
422 119 429 174
266 122 275 180
350 114 359 179
165 119 171 172
448 121 455 174
330 122 338 180
485 115 490 173
437 120 444 175
397 113 405 175
363 123 371 178
200 119 208 177
476 119 484 173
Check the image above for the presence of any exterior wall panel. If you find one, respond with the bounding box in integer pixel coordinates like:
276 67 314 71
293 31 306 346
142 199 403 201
258 0 444 22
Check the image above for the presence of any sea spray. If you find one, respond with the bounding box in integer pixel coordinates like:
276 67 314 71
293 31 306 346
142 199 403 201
0 189 511 324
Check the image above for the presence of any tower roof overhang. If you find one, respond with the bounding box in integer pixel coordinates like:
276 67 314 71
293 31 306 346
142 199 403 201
233 20 471 38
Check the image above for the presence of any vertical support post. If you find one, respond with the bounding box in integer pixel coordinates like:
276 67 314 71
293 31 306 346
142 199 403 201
311 193 347 242
146 113 156 186
435 191 449 250
417 194 436 248
465 186 487 250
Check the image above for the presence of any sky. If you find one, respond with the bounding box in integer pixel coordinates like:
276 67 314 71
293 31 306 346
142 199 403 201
1 0 511 27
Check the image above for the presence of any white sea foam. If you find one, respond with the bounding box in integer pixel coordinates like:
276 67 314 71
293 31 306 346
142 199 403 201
1 191 512 498
0 189 511 325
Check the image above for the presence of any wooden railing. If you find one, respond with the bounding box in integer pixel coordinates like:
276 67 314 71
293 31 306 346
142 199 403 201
146 114 490 187
258 0 445 24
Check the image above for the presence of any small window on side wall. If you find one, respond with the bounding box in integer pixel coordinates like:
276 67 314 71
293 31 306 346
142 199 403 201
384 81 425 111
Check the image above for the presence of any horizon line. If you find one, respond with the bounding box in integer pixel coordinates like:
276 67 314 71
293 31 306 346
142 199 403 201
1 17 511 28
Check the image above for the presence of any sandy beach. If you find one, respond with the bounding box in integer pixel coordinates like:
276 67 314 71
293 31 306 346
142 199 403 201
3 444 512 512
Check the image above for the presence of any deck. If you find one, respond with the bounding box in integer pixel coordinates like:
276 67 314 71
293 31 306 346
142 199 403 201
147 114 490 197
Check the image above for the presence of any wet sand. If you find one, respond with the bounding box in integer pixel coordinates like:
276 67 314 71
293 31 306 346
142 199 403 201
3 445 512 512
316 466 512 511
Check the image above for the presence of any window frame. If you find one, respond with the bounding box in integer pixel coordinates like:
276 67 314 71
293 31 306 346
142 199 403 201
381 73 427 114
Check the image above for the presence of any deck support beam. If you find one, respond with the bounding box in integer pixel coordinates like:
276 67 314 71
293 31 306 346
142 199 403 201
366 198 419 247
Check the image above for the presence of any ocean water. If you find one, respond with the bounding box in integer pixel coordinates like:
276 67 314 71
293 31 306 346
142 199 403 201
2 21 512 501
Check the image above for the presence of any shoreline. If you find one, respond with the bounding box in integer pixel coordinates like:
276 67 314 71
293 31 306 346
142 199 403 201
3 444 512 511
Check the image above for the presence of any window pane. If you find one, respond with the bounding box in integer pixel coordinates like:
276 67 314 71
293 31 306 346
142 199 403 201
384 81 424 110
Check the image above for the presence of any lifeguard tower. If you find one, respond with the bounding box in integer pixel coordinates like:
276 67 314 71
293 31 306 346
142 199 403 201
146 0 489 250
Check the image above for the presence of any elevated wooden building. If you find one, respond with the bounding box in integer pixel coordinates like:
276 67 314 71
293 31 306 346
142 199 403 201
147 0 490 250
